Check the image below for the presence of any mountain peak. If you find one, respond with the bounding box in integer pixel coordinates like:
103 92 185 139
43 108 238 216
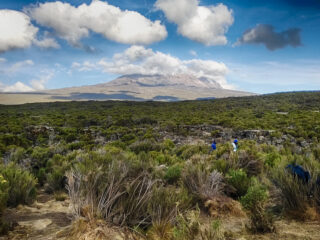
108 73 222 89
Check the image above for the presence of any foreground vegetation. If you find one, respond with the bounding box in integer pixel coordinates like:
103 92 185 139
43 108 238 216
1 91 320 239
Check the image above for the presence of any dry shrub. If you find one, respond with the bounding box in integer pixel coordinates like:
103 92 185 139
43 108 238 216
182 164 225 201
234 150 263 177
204 196 244 218
272 169 312 220
66 157 156 227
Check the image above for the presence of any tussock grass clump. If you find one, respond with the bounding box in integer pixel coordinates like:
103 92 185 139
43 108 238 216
67 155 156 227
173 209 225 240
272 168 316 220
182 164 224 201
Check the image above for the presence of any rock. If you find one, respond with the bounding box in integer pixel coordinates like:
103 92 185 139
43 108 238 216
300 140 308 148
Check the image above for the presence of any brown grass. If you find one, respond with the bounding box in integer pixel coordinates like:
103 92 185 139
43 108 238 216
204 196 245 218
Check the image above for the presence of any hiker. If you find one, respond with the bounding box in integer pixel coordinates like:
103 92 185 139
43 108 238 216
232 137 238 152
209 139 217 153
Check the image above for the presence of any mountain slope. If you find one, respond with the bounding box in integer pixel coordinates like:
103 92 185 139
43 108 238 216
0 74 255 104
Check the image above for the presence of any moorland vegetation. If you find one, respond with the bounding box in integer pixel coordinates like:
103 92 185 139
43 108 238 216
1 91 320 239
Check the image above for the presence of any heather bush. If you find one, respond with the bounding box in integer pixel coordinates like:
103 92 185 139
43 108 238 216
240 179 274 233
164 165 182 185
227 169 251 198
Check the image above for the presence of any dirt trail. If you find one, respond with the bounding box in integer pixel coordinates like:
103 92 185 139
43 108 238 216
1 190 320 239
1 190 72 240
221 216 320 240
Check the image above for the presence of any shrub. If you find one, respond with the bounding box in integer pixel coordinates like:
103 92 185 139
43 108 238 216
182 164 224 202
164 165 182 185
0 174 8 213
240 180 274 233
226 169 251 198
173 209 225 240
67 154 156 227
162 139 175 151
272 168 311 219
264 152 281 168
129 139 161 154
147 186 191 240
0 163 37 207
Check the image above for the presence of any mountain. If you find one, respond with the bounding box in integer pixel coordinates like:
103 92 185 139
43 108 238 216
0 74 255 104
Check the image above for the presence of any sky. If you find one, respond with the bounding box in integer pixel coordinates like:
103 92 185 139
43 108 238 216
0 0 319 94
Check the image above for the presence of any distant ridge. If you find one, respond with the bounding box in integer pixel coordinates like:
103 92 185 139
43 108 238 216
0 74 255 104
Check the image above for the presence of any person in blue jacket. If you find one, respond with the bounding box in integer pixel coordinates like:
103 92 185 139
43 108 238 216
232 137 238 152
210 139 217 153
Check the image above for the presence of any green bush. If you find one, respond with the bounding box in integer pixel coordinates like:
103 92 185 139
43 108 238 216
240 180 274 233
227 169 251 198
164 165 182 185
0 163 37 207
129 139 161 154
0 174 8 213
264 152 281 168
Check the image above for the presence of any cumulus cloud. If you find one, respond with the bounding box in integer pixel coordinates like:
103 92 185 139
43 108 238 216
33 32 60 49
235 24 302 51
74 46 232 88
0 10 38 53
0 10 60 53
25 0 167 46
0 81 34 92
155 0 233 45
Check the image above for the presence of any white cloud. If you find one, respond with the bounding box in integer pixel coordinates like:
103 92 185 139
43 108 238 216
80 45 232 88
26 0 167 46
155 0 233 45
0 10 38 52
0 10 60 53
0 58 6 63
5 60 34 75
72 61 97 72
30 72 54 90
0 81 34 92
33 32 60 49
189 50 197 57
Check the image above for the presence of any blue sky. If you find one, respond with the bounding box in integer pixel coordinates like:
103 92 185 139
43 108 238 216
0 0 319 94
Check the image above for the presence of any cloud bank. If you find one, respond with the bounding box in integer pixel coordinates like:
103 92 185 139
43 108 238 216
235 24 302 50
155 0 234 45
73 45 233 89
25 0 167 46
